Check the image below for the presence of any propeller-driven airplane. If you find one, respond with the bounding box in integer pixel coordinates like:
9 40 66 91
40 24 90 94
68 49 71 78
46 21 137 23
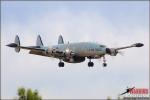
6 35 144 67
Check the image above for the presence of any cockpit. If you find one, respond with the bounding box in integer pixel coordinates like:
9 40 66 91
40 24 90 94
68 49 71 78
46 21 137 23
99 45 106 48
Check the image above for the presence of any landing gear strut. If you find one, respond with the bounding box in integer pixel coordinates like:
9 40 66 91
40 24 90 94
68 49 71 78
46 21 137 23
88 59 94 67
102 56 107 67
58 60 64 67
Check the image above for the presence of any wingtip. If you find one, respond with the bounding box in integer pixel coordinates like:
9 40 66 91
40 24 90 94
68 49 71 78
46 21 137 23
135 43 144 47
132 43 144 47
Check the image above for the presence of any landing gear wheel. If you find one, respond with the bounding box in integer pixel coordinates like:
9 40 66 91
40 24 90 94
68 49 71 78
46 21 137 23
88 62 94 67
103 63 107 67
102 56 107 67
58 62 64 67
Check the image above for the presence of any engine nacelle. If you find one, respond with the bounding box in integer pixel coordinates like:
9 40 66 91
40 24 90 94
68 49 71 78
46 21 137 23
64 48 75 57
106 48 118 56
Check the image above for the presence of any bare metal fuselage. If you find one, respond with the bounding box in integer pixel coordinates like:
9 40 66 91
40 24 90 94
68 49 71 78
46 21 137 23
51 42 106 57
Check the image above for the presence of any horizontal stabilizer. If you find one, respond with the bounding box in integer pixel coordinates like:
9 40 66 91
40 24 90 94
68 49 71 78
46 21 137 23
6 35 21 52
6 35 46 52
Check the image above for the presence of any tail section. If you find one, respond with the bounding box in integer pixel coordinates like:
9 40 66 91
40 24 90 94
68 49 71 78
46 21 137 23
58 35 64 44
36 35 43 47
6 35 20 53
7 35 46 53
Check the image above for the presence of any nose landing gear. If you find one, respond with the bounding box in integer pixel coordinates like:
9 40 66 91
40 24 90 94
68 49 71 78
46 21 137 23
103 63 107 67
102 56 107 67
58 60 64 67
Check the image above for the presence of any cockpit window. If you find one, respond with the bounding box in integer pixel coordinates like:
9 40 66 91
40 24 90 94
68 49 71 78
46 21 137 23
99 45 105 47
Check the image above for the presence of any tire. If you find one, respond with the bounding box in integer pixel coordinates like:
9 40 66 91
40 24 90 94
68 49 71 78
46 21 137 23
58 62 64 67
103 63 107 67
88 62 94 67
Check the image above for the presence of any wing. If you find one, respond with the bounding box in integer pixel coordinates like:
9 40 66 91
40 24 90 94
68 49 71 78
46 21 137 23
115 43 144 50
105 43 144 56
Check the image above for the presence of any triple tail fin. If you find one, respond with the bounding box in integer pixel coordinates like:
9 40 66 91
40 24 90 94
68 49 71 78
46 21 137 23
58 35 64 44
36 35 44 47
14 35 20 52
6 35 20 53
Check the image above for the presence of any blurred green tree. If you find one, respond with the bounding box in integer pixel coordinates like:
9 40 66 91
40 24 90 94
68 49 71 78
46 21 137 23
17 87 42 100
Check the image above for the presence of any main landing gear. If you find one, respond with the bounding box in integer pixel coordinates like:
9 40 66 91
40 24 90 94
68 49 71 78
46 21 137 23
88 59 94 67
88 56 107 67
58 60 64 67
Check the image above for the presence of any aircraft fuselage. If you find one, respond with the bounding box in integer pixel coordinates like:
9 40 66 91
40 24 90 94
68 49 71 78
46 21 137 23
51 42 106 58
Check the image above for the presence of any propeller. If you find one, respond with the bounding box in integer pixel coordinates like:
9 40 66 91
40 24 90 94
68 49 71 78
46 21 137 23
118 51 124 56
65 42 73 57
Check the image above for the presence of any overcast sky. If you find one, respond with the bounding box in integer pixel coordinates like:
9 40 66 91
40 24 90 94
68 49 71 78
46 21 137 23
1 1 149 99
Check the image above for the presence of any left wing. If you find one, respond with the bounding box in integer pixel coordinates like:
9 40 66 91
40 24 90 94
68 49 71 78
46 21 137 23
105 43 144 56
115 43 144 50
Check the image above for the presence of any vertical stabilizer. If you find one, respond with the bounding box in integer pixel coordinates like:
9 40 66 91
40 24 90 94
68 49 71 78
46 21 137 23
36 35 43 47
58 35 64 44
15 35 20 52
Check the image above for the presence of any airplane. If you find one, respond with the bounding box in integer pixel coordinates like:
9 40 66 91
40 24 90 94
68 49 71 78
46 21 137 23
120 87 135 95
6 35 144 67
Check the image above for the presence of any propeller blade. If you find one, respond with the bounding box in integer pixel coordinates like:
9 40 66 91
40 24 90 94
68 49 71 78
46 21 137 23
118 51 124 56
